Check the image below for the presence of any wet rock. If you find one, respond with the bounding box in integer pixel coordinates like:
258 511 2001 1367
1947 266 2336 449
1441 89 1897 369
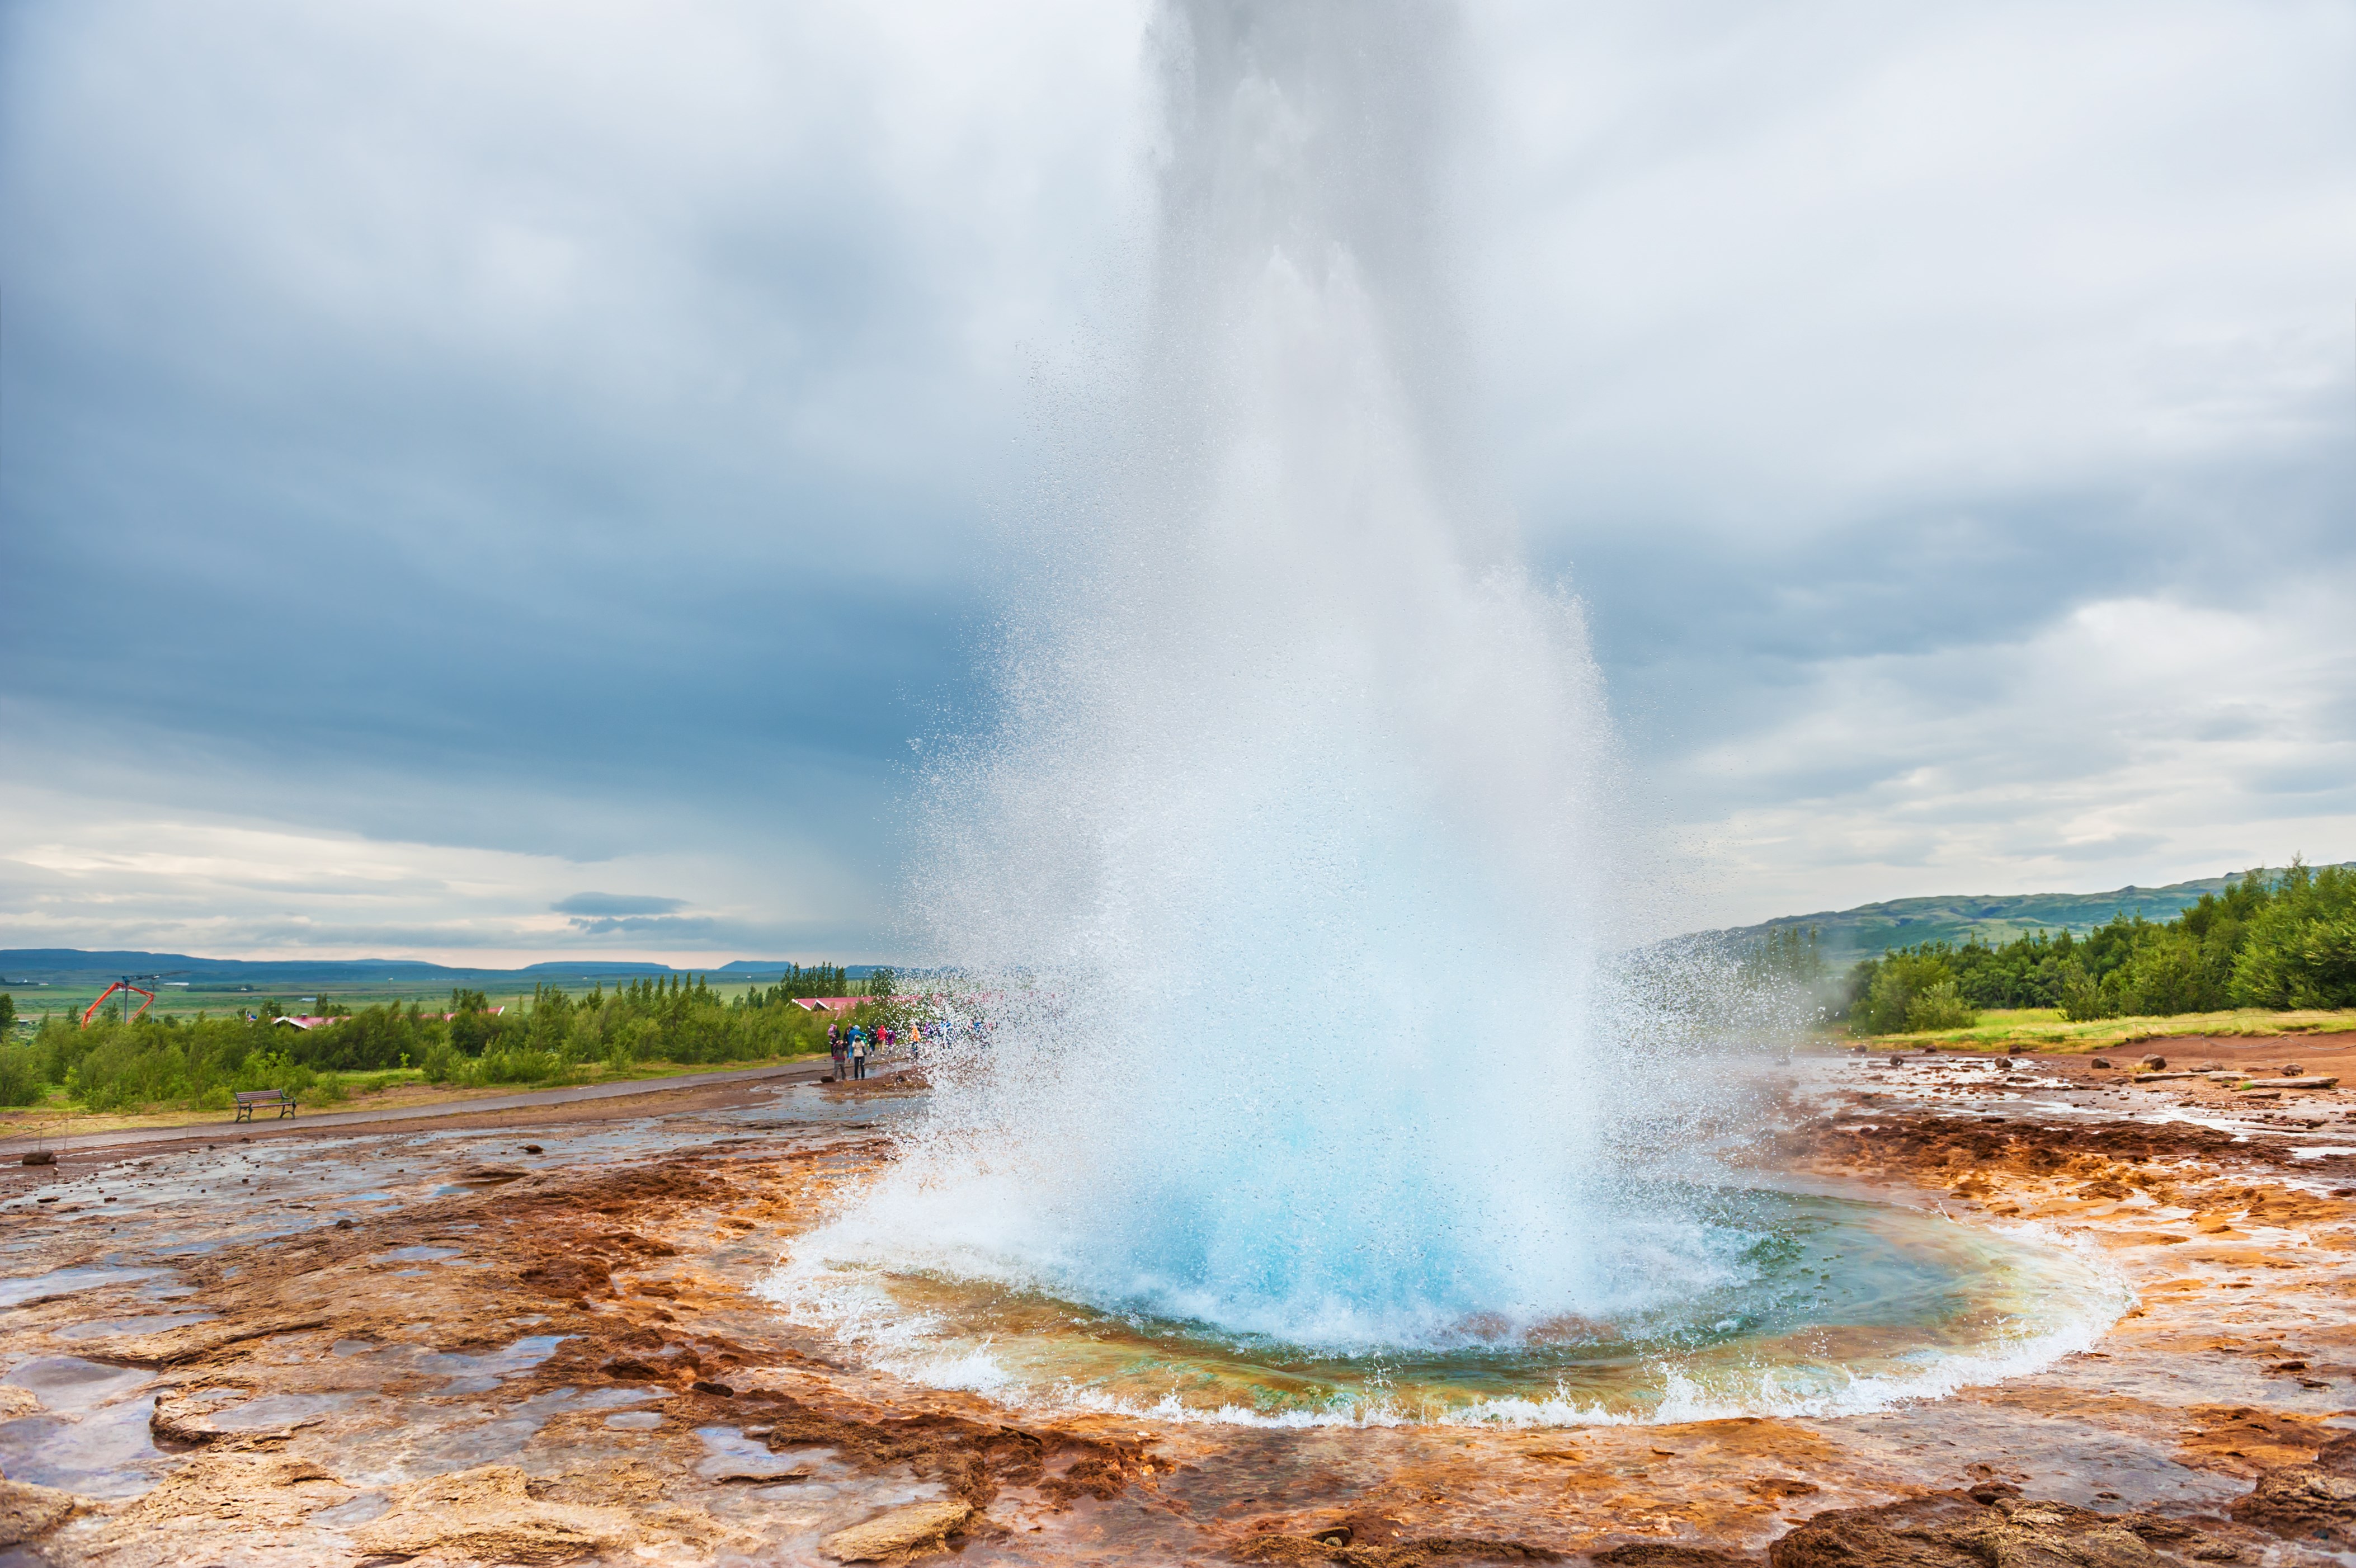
821 1498 973 1561
2230 1433 2356 1547
113 1452 346 1531
1766 1487 2225 1566
352 1463 632 1565
0 1478 84 1547
2141 1054 2167 1069
1744 1478 1821 1500
92 1315 329 1367
19 1151 54 1166
2238 1076 2337 1090
2091 1057 2112 1068
454 1164 529 1184
2281 1064 2302 1077
1236 1531 1563 1565
524 1143 544 1153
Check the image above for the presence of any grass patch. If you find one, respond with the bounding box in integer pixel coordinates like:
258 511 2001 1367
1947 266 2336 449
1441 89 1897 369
1834 1006 2356 1054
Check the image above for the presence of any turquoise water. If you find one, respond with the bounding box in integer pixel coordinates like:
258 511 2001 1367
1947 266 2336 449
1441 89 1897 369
767 1187 2126 1426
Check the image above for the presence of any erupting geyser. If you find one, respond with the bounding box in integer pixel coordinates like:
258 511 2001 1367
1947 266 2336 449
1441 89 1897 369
772 0 2124 1417
807 0 1722 1349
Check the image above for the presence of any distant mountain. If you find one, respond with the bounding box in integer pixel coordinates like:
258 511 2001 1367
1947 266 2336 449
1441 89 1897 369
1704 863 2355 967
0 949 881 987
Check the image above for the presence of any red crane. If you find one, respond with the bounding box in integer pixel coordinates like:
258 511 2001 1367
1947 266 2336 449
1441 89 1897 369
81 975 163 1028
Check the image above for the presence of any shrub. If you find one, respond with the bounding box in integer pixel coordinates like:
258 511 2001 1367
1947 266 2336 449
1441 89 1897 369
419 1041 459 1085
2232 863 2356 1009
0 1047 43 1107
1848 952 1963 1035
2057 958 2115 1021
464 1048 566 1086
1902 980 1978 1032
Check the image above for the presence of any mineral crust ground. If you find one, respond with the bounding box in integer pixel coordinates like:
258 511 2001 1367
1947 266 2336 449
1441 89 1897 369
1 1040 2352 1566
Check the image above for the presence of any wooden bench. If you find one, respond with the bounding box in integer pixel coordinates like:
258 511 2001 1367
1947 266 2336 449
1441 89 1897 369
234 1089 298 1122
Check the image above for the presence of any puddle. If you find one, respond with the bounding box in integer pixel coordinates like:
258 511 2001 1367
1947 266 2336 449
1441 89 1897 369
379 1246 463 1263
210 1392 357 1430
311 1492 391 1527
412 1333 569 1393
695 1425 815 1481
56 1312 218 1341
4 1356 153 1412
397 1385 649 1477
0 1395 164 1498
0 1265 167 1309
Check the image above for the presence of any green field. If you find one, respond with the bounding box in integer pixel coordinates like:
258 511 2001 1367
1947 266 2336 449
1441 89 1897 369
3 972 779 1032
1836 1006 2356 1054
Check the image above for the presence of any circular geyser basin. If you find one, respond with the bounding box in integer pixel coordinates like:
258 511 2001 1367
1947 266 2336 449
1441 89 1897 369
797 1190 2121 1425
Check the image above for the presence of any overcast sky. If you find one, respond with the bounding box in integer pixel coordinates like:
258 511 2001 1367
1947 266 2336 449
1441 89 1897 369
2 0 2350 964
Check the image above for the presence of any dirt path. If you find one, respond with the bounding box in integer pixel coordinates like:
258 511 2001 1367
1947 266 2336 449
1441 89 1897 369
0 1061 842 1159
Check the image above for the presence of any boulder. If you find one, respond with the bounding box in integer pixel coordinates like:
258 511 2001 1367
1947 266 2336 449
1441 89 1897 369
2141 1054 2167 1070
1769 1487 2230 1566
2231 1433 2356 1547
352 1463 633 1565
0 1480 84 1548
822 1499 973 1562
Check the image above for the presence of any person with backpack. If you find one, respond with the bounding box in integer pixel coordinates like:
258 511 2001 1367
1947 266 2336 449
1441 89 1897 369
827 1021 845 1080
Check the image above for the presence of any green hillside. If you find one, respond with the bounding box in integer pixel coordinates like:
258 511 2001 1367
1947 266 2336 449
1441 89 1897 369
1711 863 2356 964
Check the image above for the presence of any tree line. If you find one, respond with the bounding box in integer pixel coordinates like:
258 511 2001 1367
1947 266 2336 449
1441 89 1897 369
1838 861 2355 1034
0 966 901 1112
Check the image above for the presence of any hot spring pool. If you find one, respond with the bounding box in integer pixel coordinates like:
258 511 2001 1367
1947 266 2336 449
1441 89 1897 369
761 1186 2127 1426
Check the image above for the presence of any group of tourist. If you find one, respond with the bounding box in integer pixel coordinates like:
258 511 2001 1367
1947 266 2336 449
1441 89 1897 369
826 1020 895 1080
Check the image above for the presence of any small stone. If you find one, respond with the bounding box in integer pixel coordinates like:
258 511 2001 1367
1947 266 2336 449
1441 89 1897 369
2141 1054 2167 1070
691 1379 735 1397
19 1152 53 1166
2282 1064 2302 1077
522 1144 543 1154
2091 1058 2112 1069
0 1478 84 1547
822 1499 974 1562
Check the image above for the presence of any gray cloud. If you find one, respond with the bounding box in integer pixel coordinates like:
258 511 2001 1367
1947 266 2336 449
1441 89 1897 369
1 0 2348 955
550 894 690 917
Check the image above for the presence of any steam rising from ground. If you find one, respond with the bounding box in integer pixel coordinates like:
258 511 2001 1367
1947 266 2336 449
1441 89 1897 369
804 0 1744 1350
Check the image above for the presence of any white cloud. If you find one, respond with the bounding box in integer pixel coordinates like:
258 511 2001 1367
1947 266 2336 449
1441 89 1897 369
2 0 2349 955
1685 572 2356 921
0 781 878 964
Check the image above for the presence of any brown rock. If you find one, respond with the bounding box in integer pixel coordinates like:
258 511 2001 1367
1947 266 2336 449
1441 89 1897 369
1769 1488 2217 1567
114 1452 345 1531
821 1498 973 1561
2142 1054 2167 1070
2230 1433 2356 1547
90 1316 329 1367
18 1151 54 1166
352 1463 632 1565
1593 1546 1756 1566
0 1479 84 1548
1237 1533 1563 1565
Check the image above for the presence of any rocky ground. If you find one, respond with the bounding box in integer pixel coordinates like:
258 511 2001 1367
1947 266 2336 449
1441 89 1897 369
0 1048 2350 1566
